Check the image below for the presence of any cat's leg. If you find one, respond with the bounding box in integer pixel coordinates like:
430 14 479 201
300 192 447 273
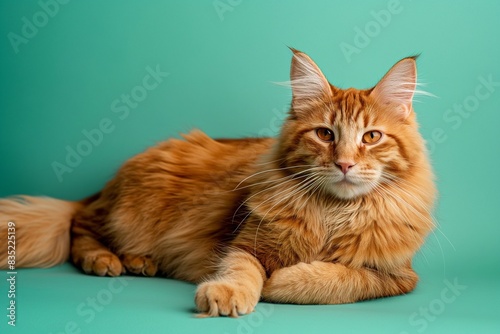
70 199 124 277
195 250 266 317
71 233 123 277
262 261 417 304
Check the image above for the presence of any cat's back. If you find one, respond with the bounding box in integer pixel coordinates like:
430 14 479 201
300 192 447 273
115 130 274 183
113 129 275 220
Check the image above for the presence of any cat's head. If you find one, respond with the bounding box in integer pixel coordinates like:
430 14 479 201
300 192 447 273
277 49 429 200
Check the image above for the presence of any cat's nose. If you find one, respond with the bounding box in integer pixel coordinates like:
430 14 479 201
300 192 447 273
335 161 355 175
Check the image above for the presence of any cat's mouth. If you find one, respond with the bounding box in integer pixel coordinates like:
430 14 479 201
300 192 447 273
326 173 376 199
329 172 359 185
338 175 356 184
335 177 361 191
314 166 379 199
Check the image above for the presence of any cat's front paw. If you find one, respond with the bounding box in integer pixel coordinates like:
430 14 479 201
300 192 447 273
195 281 258 317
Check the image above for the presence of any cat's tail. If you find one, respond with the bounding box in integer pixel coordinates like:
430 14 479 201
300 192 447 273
0 196 84 269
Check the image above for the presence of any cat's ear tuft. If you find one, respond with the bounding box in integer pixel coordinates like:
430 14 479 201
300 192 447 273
290 49 332 102
370 57 417 119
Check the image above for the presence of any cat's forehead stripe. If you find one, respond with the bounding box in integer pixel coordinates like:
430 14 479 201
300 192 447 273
329 90 369 126
362 108 371 129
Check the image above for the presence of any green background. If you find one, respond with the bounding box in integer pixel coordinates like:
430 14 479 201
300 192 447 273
1 0 499 333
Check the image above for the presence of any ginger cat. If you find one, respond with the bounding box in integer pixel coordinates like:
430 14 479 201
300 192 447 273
0 49 435 317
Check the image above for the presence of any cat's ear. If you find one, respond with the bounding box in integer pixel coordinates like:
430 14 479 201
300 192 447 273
370 57 417 119
290 48 332 104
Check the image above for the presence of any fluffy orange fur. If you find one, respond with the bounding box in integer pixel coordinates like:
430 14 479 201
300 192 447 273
0 49 435 317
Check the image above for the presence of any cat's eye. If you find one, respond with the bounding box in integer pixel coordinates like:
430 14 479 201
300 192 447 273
316 128 334 142
362 131 383 145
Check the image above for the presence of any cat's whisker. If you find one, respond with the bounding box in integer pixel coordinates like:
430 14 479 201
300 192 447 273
232 176 300 233
233 164 317 191
263 172 328 249
375 182 450 270
378 174 439 228
231 167 321 230
376 182 434 228
369 181 431 265
298 177 327 215
233 166 318 191
250 174 322 246
384 173 455 270
266 174 327 259
253 174 321 254
263 184 310 228
379 178 431 213
294 174 326 213
233 167 323 231
379 173 454 254
380 171 431 198
280 173 322 223
414 82 437 100
253 157 286 166
254 171 322 225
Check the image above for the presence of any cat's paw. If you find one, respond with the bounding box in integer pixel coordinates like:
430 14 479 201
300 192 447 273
121 255 157 276
195 281 258 317
81 252 123 277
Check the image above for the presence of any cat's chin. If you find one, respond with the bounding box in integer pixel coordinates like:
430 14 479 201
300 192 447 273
328 180 375 200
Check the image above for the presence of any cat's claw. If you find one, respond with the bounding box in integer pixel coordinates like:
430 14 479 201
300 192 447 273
195 281 257 317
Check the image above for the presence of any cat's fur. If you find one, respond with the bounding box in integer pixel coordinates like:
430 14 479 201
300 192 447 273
0 49 435 317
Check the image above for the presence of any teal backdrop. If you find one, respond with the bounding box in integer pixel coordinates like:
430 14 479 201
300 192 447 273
1 1 499 333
